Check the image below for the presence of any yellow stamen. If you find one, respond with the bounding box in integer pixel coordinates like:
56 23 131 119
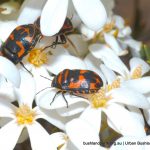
89 79 120 108
131 65 142 79
15 104 36 125
57 135 69 150
28 49 48 67
107 78 120 91
91 20 117 43
90 89 110 108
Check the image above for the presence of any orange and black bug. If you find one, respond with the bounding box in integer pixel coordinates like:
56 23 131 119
0 17 42 73
38 69 103 107
43 17 74 49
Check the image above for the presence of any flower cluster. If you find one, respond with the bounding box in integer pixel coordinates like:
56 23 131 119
0 0 150 150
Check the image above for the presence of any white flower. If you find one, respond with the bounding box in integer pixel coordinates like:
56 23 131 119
18 0 107 36
50 119 106 150
80 15 142 56
0 70 58 150
89 44 150 94
79 70 148 137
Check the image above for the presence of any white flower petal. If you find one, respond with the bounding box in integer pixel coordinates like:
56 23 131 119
67 34 89 58
110 136 143 150
127 106 145 125
79 23 95 41
104 33 125 55
122 77 150 94
49 132 67 149
56 101 89 117
113 15 125 29
41 0 68 36
0 100 16 118
27 121 56 150
80 106 101 133
109 87 150 109
84 53 106 85
47 54 86 74
119 27 132 37
100 64 117 84
36 88 88 109
35 107 66 130
124 39 142 52
0 120 23 150
32 67 51 93
0 56 20 87
104 104 146 137
89 44 129 77
0 85 16 102
15 70 35 107
129 57 150 75
73 0 107 31
66 119 101 150
17 0 46 25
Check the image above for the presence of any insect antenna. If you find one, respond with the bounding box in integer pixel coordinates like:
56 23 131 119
36 87 52 95
20 62 33 76
40 75 53 81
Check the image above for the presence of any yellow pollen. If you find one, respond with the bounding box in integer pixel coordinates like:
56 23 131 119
131 65 142 79
28 49 48 67
107 78 120 91
90 89 109 108
91 20 117 43
89 79 120 108
15 104 36 125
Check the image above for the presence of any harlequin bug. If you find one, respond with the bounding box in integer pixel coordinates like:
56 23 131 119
38 69 103 107
0 17 42 75
43 17 73 49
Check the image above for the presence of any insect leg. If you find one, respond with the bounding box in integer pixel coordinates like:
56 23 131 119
62 91 69 108
50 90 62 106
20 62 33 76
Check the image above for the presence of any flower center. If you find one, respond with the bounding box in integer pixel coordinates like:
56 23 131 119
91 20 118 43
28 49 48 67
131 65 142 79
15 104 36 125
90 79 120 108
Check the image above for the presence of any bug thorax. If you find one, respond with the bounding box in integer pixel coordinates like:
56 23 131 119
59 17 73 34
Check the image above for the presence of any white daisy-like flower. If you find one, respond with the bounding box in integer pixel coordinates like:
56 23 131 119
80 15 142 56
50 119 106 150
89 44 150 94
18 0 107 36
0 70 59 150
79 68 148 137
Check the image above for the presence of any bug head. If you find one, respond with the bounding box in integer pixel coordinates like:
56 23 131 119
60 17 74 34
